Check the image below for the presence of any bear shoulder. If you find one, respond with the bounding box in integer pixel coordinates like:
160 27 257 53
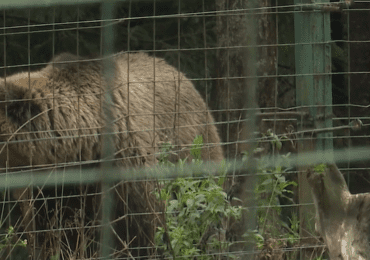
44 52 103 76
50 52 81 69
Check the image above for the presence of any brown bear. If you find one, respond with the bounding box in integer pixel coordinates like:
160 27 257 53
0 52 224 259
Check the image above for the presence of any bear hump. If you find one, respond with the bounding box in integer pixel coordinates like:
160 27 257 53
50 52 81 69
48 52 103 72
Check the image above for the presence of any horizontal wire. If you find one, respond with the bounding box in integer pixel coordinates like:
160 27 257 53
0 146 368 190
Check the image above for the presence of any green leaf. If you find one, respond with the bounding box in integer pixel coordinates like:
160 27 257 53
190 135 203 160
314 163 327 173
261 178 273 186
186 198 194 207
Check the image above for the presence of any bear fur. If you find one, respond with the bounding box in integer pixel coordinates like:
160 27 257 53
0 52 223 259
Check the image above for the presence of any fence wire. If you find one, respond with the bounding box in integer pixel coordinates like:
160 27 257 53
0 0 367 260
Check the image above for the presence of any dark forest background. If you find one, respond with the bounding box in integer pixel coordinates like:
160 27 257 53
0 0 218 100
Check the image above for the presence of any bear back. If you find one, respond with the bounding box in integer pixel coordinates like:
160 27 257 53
0 52 224 170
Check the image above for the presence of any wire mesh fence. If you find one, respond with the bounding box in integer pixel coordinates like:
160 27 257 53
0 0 367 259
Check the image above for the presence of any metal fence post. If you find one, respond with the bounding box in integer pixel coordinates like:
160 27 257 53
294 0 333 258
100 1 116 258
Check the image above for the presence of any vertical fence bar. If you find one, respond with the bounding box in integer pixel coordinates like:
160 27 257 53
100 1 116 258
244 0 258 256
294 0 333 258
313 2 334 160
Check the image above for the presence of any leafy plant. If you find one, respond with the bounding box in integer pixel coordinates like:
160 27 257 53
155 135 241 259
247 130 299 251
0 226 27 250
314 163 327 174
156 131 299 259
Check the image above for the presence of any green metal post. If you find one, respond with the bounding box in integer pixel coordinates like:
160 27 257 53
294 0 333 258
294 0 333 158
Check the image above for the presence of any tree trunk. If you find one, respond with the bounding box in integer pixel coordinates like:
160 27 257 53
211 0 277 159
212 0 277 257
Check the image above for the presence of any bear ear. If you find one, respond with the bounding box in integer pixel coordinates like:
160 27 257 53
0 82 42 127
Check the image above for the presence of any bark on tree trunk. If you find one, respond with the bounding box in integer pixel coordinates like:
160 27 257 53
211 0 277 159
212 0 277 256
307 164 370 260
211 0 250 160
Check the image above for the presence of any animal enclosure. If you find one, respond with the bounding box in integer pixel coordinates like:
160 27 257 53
0 0 368 259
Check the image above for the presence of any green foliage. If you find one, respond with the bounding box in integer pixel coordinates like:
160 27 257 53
155 135 241 259
285 213 299 245
190 135 203 161
156 131 300 258
314 163 327 173
313 257 328 260
249 130 299 250
264 129 283 151
0 226 27 250
157 141 176 168
50 254 60 260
